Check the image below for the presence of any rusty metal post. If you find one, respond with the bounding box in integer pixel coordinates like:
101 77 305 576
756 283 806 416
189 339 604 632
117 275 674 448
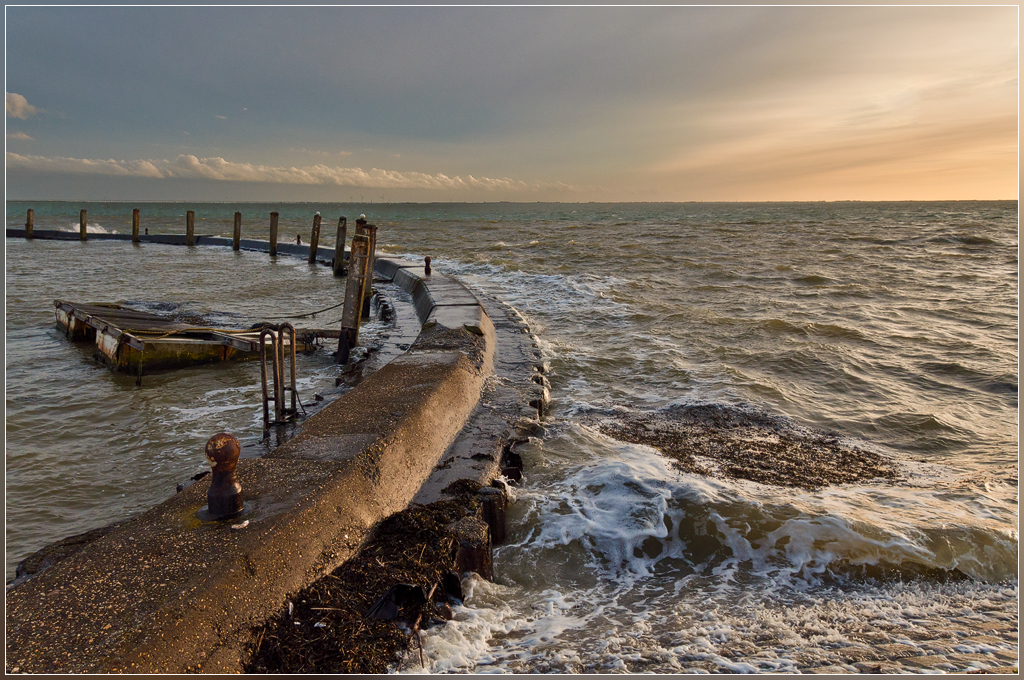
336 234 369 364
361 223 378 315
132 208 140 243
80 209 87 241
233 212 242 251
25 209 33 239
308 212 321 264
269 212 279 257
333 216 348 276
205 433 244 519
186 210 195 246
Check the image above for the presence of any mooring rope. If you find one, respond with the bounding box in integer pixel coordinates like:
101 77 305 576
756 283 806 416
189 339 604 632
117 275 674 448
118 326 259 341
255 299 347 320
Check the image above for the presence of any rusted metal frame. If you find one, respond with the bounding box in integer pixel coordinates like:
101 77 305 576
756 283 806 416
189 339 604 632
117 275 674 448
259 328 281 430
208 331 257 352
119 333 145 351
278 322 299 417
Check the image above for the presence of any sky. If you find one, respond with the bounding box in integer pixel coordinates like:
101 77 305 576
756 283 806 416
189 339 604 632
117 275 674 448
4 5 1019 202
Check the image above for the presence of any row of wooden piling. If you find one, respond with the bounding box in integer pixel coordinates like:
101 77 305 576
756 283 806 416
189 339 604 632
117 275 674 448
21 208 375 264
21 207 380 366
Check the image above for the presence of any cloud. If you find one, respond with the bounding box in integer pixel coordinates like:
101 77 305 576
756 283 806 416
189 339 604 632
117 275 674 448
7 153 165 178
6 92 40 119
7 132 33 140
216 115 227 119
5 152 565 192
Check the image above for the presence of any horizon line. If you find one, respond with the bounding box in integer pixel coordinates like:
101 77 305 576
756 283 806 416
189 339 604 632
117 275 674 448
5 198 1019 205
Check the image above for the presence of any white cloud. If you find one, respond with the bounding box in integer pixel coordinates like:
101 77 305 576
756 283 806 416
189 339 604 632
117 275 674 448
216 115 227 119
7 153 164 178
6 93 40 119
5 152 564 192
7 132 33 141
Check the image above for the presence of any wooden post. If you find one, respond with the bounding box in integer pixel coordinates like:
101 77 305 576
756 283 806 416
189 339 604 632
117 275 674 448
186 210 195 246
333 216 347 277
25 209 33 239
132 208 140 243
80 209 87 241
269 212 279 257
336 234 369 364
308 212 321 264
361 223 378 314
233 212 242 251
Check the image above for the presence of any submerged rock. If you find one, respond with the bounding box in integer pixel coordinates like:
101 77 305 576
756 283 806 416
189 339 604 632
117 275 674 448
594 403 900 490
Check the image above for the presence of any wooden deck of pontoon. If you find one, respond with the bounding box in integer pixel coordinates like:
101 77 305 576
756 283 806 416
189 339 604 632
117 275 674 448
54 300 318 374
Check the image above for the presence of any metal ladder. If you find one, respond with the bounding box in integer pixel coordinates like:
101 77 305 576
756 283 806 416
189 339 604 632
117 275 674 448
260 322 300 430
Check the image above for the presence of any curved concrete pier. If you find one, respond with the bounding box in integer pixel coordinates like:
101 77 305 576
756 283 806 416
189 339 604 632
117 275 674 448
5 241 542 673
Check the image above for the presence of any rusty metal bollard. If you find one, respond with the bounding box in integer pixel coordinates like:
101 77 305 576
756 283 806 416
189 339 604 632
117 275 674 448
205 433 244 519
424 256 431 276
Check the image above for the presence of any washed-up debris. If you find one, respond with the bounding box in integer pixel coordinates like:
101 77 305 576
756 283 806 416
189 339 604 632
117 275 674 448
245 492 480 674
367 583 426 620
594 403 900 490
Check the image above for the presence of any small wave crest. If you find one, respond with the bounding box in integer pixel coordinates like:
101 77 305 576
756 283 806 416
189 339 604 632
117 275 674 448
793 274 834 286
57 222 113 234
759 318 868 342
928 234 1000 247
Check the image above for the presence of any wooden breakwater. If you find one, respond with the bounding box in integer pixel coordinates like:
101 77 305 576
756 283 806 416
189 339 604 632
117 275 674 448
9 207 376 274
10 207 386 362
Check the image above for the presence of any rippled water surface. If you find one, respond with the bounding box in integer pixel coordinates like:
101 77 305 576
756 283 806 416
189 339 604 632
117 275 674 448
5 200 1018 671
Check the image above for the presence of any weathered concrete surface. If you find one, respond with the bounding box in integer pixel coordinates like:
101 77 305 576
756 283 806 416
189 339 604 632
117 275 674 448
5 253 502 674
5 345 491 673
413 292 546 507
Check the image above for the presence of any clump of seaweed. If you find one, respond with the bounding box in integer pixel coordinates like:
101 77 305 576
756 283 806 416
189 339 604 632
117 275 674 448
245 493 480 674
595 404 899 490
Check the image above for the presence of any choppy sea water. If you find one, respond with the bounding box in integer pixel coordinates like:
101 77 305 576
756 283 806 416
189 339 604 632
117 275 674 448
5 201 1018 672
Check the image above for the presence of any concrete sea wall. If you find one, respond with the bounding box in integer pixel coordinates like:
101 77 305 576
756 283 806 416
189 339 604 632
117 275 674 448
5 230 547 673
